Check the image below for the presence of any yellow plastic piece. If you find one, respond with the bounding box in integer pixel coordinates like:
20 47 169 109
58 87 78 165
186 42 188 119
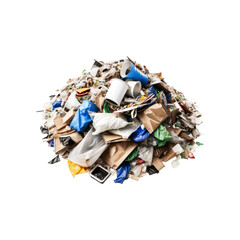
138 96 146 101
68 160 88 177
76 88 90 94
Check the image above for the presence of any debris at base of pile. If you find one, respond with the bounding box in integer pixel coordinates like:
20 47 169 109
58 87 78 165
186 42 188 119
39 57 203 184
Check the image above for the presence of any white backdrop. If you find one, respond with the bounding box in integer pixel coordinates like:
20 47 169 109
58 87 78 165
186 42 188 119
1 1 239 239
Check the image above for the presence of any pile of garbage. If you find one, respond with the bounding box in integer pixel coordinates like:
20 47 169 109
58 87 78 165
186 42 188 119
39 57 203 183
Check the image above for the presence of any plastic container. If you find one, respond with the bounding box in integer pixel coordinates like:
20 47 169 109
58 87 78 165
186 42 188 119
120 61 148 87
89 164 111 184
126 80 142 98
105 78 129 106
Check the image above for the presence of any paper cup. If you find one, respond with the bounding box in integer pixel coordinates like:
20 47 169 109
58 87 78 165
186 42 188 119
105 78 129 106
126 80 142 98
120 61 148 87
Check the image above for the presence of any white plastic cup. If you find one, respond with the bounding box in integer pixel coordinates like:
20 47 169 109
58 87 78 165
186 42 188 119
126 80 142 98
105 78 129 106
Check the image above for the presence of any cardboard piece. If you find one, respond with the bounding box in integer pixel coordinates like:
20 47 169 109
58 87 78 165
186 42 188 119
170 109 179 125
152 157 165 171
56 126 75 135
167 127 182 136
95 93 105 111
129 173 140 181
62 108 76 124
179 132 194 141
153 146 168 157
154 81 171 94
102 141 138 169
101 134 129 144
138 103 168 133
54 131 83 154
162 143 184 162
54 116 67 130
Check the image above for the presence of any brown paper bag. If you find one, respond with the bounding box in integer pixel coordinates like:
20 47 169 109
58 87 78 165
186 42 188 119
102 141 138 169
138 103 168 133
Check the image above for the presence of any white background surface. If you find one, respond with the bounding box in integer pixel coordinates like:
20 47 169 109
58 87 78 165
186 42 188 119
0 1 239 239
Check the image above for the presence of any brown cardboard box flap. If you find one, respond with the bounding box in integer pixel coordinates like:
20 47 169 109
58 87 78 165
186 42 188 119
102 141 138 169
66 131 83 143
154 81 171 94
54 116 67 130
62 108 76 124
152 157 165 171
167 127 182 136
138 103 168 133
101 134 129 144
54 137 68 154
56 126 75 135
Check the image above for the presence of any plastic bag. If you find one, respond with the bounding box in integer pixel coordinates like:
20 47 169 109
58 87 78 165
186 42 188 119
153 124 172 147
52 101 62 110
70 100 99 132
64 91 81 110
131 165 142 177
130 125 150 142
91 113 130 135
146 165 159 175
125 147 138 161
68 128 107 167
103 101 111 113
138 146 153 165
114 162 131 184
68 160 88 177
110 122 140 139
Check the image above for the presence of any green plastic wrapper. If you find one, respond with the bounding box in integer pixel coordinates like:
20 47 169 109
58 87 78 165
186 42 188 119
103 101 111 113
125 147 138 161
153 125 172 147
196 142 203 146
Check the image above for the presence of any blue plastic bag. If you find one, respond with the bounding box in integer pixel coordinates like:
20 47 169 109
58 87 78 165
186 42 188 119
52 101 62 110
70 100 99 132
114 162 131 184
130 126 150 142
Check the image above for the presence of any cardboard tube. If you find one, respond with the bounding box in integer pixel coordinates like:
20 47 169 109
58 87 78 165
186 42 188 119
105 79 129 106
126 80 142 98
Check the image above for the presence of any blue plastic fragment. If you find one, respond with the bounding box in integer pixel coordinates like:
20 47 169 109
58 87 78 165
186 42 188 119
70 100 99 132
166 93 172 103
114 162 131 184
48 139 54 147
130 126 150 142
52 101 62 110
147 86 156 96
